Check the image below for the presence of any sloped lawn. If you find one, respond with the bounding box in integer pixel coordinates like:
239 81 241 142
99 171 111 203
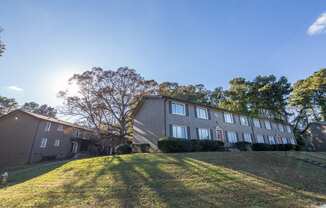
0 152 326 208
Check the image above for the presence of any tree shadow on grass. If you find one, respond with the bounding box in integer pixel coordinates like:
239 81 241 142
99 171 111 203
175 152 326 205
0 160 69 189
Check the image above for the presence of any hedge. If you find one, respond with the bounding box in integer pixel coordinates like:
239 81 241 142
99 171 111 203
158 137 225 153
252 143 273 151
234 141 252 151
115 144 132 154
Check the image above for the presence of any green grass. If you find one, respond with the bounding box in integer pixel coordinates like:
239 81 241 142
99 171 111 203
0 152 326 208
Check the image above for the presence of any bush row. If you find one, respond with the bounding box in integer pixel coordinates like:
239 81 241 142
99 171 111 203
251 143 297 151
158 137 225 153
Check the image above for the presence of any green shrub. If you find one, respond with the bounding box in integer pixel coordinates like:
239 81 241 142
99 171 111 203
272 144 295 151
132 143 151 153
252 143 273 151
115 144 132 154
158 137 224 153
235 141 252 151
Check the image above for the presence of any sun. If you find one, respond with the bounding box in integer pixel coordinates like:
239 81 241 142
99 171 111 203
51 70 80 96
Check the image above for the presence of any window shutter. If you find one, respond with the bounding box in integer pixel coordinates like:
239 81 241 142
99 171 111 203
236 132 239 142
222 112 225 122
232 114 236 124
207 109 211 120
168 101 172 114
194 106 197 118
196 128 199 139
169 124 173 137
224 131 229 143
185 104 189 116
210 129 214 140
187 126 191 139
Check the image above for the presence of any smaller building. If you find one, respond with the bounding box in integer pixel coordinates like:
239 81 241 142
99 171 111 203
0 110 96 168
306 122 326 151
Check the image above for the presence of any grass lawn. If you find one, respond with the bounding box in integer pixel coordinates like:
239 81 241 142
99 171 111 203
0 152 326 208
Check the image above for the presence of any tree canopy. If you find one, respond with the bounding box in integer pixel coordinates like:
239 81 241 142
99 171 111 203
22 102 57 118
289 68 326 130
59 67 157 138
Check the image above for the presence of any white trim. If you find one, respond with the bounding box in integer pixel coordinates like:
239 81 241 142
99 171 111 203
196 107 209 120
198 128 210 140
224 112 234 124
171 101 186 116
172 124 188 139
40 138 48 148
240 116 249 126
44 122 51 132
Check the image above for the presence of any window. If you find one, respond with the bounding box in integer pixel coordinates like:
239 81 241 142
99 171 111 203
196 107 209 119
57 125 64 131
289 137 296 144
256 135 264 143
278 124 284 132
282 137 288 144
54 139 60 147
240 116 249 126
286 125 291 133
253 119 261 128
243 133 252 143
45 122 51 132
264 120 272 130
227 131 238 143
171 102 186 116
268 136 276 144
172 125 188 139
224 112 234 123
40 138 47 148
198 128 210 140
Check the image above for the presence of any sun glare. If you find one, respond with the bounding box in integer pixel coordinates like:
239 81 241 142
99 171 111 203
51 70 80 96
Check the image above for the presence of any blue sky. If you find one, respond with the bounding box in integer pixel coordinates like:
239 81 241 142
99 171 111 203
0 0 325 107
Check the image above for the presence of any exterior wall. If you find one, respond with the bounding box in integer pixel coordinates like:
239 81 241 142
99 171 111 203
165 99 254 142
30 122 89 163
133 98 165 149
307 123 326 151
0 111 39 168
133 97 296 148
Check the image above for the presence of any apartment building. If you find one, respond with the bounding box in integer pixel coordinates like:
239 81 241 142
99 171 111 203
0 110 95 167
133 96 296 149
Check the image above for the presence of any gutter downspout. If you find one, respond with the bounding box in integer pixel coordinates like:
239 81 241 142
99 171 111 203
28 119 42 164
163 97 167 137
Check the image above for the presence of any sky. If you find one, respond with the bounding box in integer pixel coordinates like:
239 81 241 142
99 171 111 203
0 0 326 108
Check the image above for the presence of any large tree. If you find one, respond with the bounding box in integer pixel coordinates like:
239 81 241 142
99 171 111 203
0 96 18 116
22 102 57 118
289 68 326 131
248 75 291 120
59 67 157 138
159 82 210 104
219 77 250 114
0 27 5 57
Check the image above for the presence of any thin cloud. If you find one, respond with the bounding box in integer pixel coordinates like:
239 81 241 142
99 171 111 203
7 85 24 92
307 12 326 35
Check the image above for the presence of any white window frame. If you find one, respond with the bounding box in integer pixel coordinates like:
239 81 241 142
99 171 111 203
256 135 265 143
268 135 276 144
57 124 64 131
227 131 238 143
282 137 288 144
54 139 61 147
289 137 296 144
224 112 234 124
45 122 51 132
253 118 261 128
172 125 188 139
278 124 284 132
40 138 48 148
286 125 291 133
264 120 272 130
171 102 186 116
240 116 249 126
243 133 252 143
196 107 209 120
198 128 210 140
